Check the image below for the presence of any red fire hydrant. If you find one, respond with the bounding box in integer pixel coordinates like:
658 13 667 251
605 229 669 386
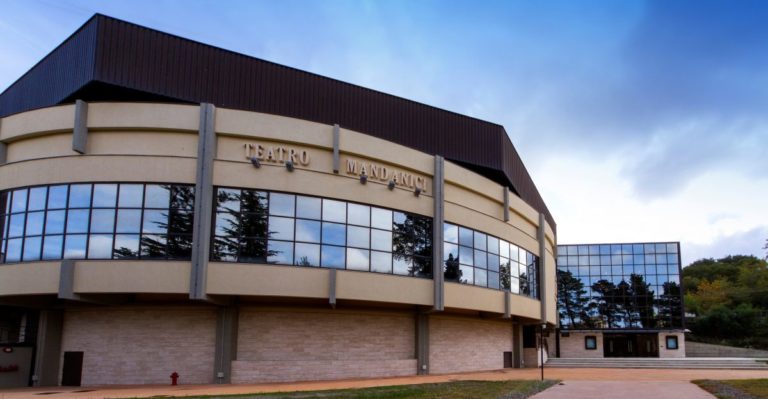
170 371 179 386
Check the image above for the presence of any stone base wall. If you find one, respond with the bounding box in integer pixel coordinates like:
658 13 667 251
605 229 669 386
60 307 216 386
659 332 685 358
558 331 604 358
233 308 415 383
429 315 512 374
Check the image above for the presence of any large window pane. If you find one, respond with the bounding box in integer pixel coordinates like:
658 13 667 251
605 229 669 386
322 222 345 246
459 265 473 285
88 234 114 258
90 209 115 233
92 184 117 208
28 187 47 211
22 236 42 261
64 234 87 259
346 248 370 271
322 200 345 223
8 214 25 237
296 196 321 219
295 219 321 243
45 210 66 234
474 249 487 268
487 236 499 255
5 238 22 262
242 190 268 214
11 189 28 213
25 211 44 236
42 235 64 259
239 237 266 263
267 240 293 264
170 186 195 211
113 234 140 258
370 229 392 251
443 223 458 244
117 209 142 233
66 210 89 233
474 232 487 251
269 216 294 241
140 235 167 258
371 251 392 273
393 256 410 275
119 184 144 208
346 226 370 248
371 208 392 230
294 243 320 266
68 184 91 208
347 203 370 226
269 193 295 217
458 227 473 247
145 185 170 208
47 185 68 209
321 245 345 268
475 268 488 287
142 210 168 234
459 245 473 266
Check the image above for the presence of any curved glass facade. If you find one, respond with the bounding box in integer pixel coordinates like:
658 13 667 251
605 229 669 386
211 187 433 278
0 183 194 262
443 223 539 298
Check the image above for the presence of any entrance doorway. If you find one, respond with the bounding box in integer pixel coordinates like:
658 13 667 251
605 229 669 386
603 333 658 357
61 351 83 386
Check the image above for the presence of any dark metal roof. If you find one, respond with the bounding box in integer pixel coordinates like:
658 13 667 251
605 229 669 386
0 14 556 231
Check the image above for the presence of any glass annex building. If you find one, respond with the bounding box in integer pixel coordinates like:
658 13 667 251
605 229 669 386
555 242 685 358
0 15 558 387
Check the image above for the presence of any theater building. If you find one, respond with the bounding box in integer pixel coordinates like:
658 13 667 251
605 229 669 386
0 15 557 387
555 242 685 359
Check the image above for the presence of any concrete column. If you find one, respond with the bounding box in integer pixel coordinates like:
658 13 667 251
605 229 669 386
58 260 79 300
432 156 445 312
512 322 522 368
537 213 548 325
213 306 239 383
503 187 510 222
416 313 429 375
332 124 340 173
190 103 216 300
328 269 337 308
72 100 88 154
33 310 64 386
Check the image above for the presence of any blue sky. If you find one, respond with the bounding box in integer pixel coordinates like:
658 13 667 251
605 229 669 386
1 0 766 265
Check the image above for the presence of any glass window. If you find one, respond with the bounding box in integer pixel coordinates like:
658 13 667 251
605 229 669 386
443 223 458 244
666 335 679 350
371 251 392 273
295 219 321 243
47 185 68 209
268 216 294 241
238 237 266 263
42 235 64 259
393 256 409 275
475 268 488 287
585 336 597 350
460 265 473 285
92 184 117 208
322 200 346 223
487 236 499 254
371 229 392 251
294 243 320 266
371 208 392 230
321 245 345 268
217 188 241 212
322 222 346 246
296 196 321 220
269 193 295 217
25 211 44 236
22 236 42 261
473 231 487 251
8 214 25 237
90 209 115 233
488 271 500 289
474 249 487 268
346 248 370 271
347 203 370 226
459 227 473 247
11 189 28 213
5 238 22 262
64 234 87 259
116 209 142 233
488 254 500 272
346 226 370 248
45 210 66 234
459 246 473 266
68 184 91 208
171 186 195 211
28 187 47 211
88 234 113 258
267 240 293 264
145 185 170 208
140 235 168 259
66 210 90 233
113 234 140 258
142 210 167 234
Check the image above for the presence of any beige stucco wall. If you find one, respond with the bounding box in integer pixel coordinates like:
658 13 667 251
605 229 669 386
60 307 216 385
0 102 555 321
0 262 60 296
659 332 686 358
558 331 604 358
429 315 512 374
234 308 416 382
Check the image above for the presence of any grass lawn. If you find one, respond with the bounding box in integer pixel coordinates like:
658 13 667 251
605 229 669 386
128 380 559 399
693 379 768 399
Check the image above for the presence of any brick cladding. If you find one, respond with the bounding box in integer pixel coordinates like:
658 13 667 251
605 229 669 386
60 307 216 385
232 309 416 383
428 315 512 374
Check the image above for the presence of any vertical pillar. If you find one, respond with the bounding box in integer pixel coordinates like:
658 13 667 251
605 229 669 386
328 269 337 308
332 124 340 173
0 117 6 165
58 260 79 300
432 156 444 311
537 213 548 325
504 291 511 318
503 187 510 222
512 322 522 368
33 310 64 386
72 100 88 154
213 306 239 384
416 313 429 375
190 103 216 300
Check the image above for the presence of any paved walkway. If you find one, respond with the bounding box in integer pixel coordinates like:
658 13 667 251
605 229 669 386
530 381 715 399
2 368 764 398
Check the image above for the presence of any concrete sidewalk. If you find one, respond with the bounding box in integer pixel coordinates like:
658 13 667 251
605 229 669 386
1 368 763 398
530 381 715 399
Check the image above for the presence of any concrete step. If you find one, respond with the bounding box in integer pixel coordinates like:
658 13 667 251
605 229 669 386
546 357 768 369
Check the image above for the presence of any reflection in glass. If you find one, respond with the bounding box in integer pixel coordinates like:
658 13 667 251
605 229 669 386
444 223 458 244
48 185 68 209
475 268 488 287
296 196 321 219
459 227 473 247
28 187 47 211
90 209 115 233
239 237 267 263
269 193 295 217
474 231 487 251
145 185 170 208
346 248 370 271
11 189 27 213
294 243 320 266
459 246 473 266
322 200 346 223
69 184 91 208
5 239 22 262
347 203 370 226
393 257 409 275
92 184 117 207
117 210 142 233
488 271 500 289
45 210 65 234
42 235 64 259
321 245 345 268
25 211 44 235
8 214 25 237
371 229 392 251
267 240 293 264
460 265 473 284
66 210 90 233
22 236 42 261
88 234 113 258
371 208 392 230
142 210 167 234
371 251 392 273
295 219 321 243
474 249 487 268
64 234 87 259
346 226 370 248
119 184 144 208
113 234 140 258
269 216 294 241
322 222 345 246
140 234 167 258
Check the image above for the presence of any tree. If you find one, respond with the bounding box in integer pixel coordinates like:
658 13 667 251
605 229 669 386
657 281 683 328
392 214 433 278
591 279 620 328
444 253 462 282
557 270 591 328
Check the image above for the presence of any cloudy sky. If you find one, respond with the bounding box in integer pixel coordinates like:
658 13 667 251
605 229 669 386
1 0 766 265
